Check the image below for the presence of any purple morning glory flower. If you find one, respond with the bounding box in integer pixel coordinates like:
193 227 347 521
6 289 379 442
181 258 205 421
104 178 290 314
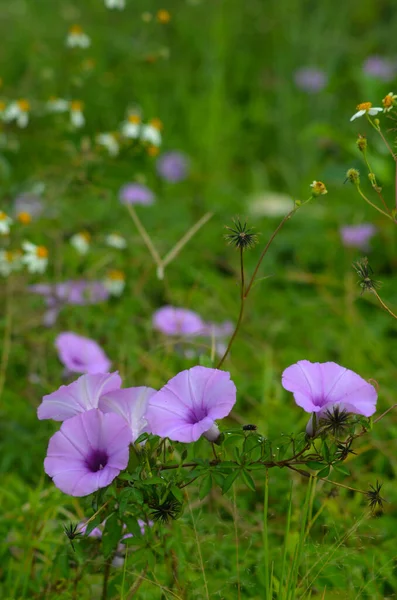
55 332 112 374
99 386 157 442
78 521 103 538
340 224 376 250
30 280 109 326
363 56 396 82
282 360 377 433
38 372 122 421
44 409 132 497
152 306 206 336
146 366 237 443
119 183 154 206
294 67 327 93
156 151 189 182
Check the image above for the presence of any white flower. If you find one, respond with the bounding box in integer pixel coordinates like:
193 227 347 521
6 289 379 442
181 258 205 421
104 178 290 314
3 100 30 128
350 102 383 122
70 101 85 128
0 211 13 235
22 241 48 274
105 233 127 249
0 250 22 277
47 97 70 113
104 270 125 296
97 133 119 156
70 231 91 255
121 114 142 139
382 92 397 113
140 119 162 146
66 25 91 49
105 0 125 8
249 192 294 218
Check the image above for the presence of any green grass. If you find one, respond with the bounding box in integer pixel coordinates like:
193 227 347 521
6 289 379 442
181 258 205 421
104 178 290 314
1 0 397 598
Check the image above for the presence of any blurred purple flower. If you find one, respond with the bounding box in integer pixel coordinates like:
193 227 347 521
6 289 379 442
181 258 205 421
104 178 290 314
363 56 396 82
14 194 43 218
30 280 110 326
294 67 327 93
153 306 206 336
156 151 189 182
38 372 122 421
340 224 376 250
282 360 377 434
44 409 132 496
55 332 112 374
78 521 103 538
99 385 157 441
119 183 154 206
146 366 237 443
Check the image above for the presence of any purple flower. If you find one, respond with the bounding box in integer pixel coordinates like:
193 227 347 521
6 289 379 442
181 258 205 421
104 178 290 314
38 372 122 421
340 224 376 250
119 183 154 206
282 360 377 433
78 521 103 538
156 151 189 182
294 67 327 93
99 386 157 442
152 306 206 336
146 366 237 443
30 280 109 326
44 409 132 496
363 56 396 82
55 332 112 374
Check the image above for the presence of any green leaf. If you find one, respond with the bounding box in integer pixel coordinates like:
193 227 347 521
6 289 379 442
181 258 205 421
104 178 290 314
102 513 122 558
322 441 330 462
317 466 330 478
306 461 326 471
222 470 240 494
241 469 256 492
333 463 350 476
170 485 184 503
199 474 213 500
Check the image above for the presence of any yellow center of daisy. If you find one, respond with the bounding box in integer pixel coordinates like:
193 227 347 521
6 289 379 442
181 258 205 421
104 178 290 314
36 246 48 259
0 211 7 220
0 101 5 112
70 24 83 35
149 118 163 130
147 145 160 157
157 9 171 23
4 251 13 262
80 231 91 242
356 102 372 111
383 94 394 108
71 100 83 112
17 212 32 224
108 269 125 281
17 99 30 112
128 114 141 124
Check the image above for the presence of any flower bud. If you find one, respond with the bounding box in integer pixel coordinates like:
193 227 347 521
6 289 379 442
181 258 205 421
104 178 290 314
356 135 367 152
345 168 360 185
310 180 328 196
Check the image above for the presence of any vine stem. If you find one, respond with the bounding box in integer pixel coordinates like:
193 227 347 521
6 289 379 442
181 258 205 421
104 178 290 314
356 185 393 220
372 289 397 320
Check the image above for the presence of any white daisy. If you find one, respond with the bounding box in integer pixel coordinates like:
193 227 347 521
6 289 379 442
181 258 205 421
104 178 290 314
70 101 85 128
3 99 30 128
47 97 70 113
103 270 126 296
0 211 12 235
140 118 162 146
121 114 142 139
105 233 127 249
350 102 383 122
105 0 125 9
22 241 48 274
97 133 119 156
382 92 397 113
70 231 91 255
66 25 91 49
0 250 18 277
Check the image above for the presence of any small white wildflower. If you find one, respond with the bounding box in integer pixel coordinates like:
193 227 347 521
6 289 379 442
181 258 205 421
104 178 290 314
70 231 91 255
97 133 119 156
104 270 126 296
140 119 162 146
105 0 125 9
105 233 127 249
47 97 70 113
0 211 13 235
70 101 85 128
0 250 20 277
121 114 142 139
249 192 294 218
66 25 91 49
350 102 383 122
382 92 397 113
3 99 30 128
22 241 48 274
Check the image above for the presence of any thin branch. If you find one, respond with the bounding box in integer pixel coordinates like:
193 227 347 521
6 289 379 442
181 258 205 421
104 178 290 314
162 212 213 268
372 289 397 320
126 204 163 271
